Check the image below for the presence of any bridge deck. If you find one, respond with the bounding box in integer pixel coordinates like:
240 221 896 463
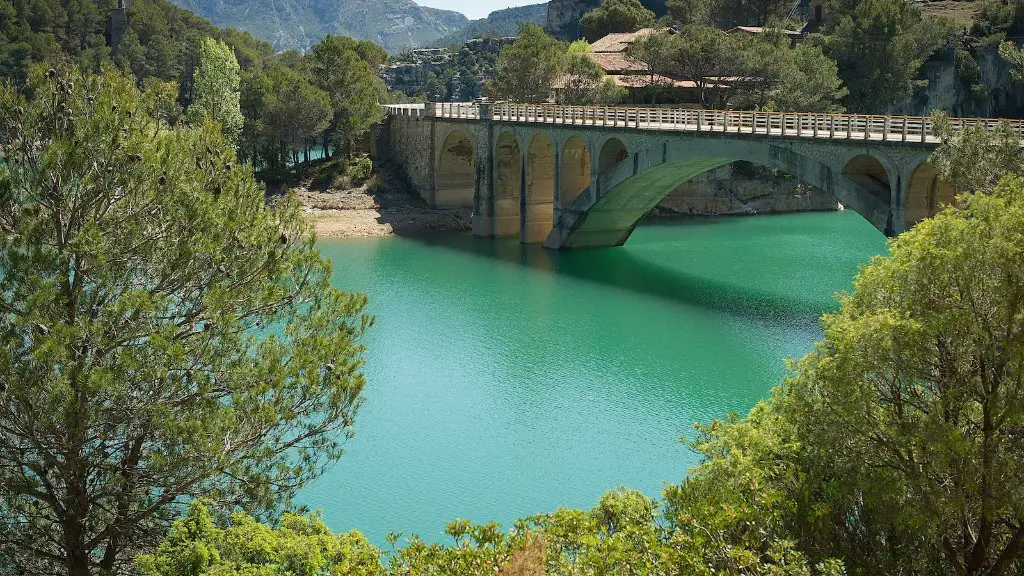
384 103 1024 145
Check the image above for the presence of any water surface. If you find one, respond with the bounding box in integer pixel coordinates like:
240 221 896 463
300 212 887 543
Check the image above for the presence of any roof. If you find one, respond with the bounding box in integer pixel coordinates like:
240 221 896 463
590 52 648 74
604 75 734 89
726 26 804 37
589 28 660 53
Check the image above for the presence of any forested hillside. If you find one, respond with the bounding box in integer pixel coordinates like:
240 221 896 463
0 0 270 84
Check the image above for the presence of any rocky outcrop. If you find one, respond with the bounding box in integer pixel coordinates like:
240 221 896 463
545 0 667 40
168 0 468 52
650 162 838 217
432 3 549 47
889 46 1024 118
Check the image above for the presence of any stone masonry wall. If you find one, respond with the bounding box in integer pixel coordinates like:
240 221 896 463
378 115 436 204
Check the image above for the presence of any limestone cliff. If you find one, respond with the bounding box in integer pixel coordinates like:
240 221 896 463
545 0 667 40
890 46 1024 118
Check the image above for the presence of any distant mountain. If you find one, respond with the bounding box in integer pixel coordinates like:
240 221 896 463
168 0 469 52
545 0 667 40
432 3 549 47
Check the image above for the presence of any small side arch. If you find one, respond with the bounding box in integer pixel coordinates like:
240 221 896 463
525 134 556 243
560 136 591 208
493 131 523 238
904 160 956 227
598 137 630 177
842 154 893 207
436 130 476 208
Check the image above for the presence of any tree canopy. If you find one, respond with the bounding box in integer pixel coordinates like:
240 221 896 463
823 0 948 112
626 26 846 110
488 24 566 103
0 65 371 576
579 0 656 42
187 38 243 146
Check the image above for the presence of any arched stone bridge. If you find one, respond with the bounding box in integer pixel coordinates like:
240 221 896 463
378 102 1023 249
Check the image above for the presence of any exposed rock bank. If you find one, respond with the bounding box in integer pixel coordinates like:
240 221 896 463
282 166 472 239
649 162 838 218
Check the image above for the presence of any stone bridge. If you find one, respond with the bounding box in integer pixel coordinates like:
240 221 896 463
378 102 1023 249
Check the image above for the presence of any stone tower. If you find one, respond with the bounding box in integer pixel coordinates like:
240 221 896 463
108 0 128 59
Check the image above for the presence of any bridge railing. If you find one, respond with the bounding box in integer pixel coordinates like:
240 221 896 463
383 103 1024 143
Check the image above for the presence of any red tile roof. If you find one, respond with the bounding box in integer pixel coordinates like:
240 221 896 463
589 28 660 53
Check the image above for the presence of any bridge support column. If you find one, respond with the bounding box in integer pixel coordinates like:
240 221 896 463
473 104 496 237
888 174 909 236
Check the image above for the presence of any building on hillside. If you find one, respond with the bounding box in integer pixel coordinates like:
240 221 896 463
799 0 826 33
107 0 128 59
580 28 725 106
725 25 804 45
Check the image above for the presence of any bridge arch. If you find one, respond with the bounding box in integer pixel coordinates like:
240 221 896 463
547 138 895 249
525 134 556 243
598 137 630 176
493 131 523 238
436 129 476 208
904 160 955 227
560 136 591 208
842 153 894 208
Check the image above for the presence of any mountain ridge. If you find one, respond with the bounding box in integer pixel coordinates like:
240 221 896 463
431 3 548 47
168 0 471 52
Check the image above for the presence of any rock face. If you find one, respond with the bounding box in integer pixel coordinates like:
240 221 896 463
651 162 838 217
545 0 667 40
432 3 548 47
169 0 468 52
889 47 1024 118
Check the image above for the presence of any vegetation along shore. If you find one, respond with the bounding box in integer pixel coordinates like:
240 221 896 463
1 0 1024 573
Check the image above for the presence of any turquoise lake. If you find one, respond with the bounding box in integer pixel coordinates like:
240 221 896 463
300 211 888 544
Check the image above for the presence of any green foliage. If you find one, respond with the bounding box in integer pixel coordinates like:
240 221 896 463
0 65 371 576
579 0 655 42
240 63 331 170
137 502 382 576
188 37 244 145
488 24 565 103
824 0 948 112
954 47 987 103
774 41 847 112
666 0 795 28
304 35 386 159
970 0 1024 45
628 26 845 111
930 112 1024 194
999 40 1024 82
0 0 272 86
778 176 1024 575
558 40 627 105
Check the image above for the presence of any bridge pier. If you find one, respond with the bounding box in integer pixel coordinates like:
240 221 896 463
473 103 496 237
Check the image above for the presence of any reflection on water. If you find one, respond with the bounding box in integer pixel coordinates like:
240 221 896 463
299 212 887 544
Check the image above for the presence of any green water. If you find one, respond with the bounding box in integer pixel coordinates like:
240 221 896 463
301 212 887 544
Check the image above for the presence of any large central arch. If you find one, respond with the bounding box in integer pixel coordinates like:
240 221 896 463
546 139 895 249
